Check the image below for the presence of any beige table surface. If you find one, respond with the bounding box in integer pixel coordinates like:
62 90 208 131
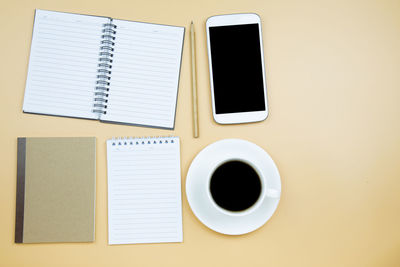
1 0 400 266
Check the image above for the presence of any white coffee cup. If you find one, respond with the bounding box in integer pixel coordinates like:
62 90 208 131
206 158 280 217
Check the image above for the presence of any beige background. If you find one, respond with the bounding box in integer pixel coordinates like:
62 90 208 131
1 0 400 266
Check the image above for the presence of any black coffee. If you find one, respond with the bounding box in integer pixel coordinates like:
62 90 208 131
210 160 262 212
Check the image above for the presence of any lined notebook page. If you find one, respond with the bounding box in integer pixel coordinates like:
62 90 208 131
101 20 185 129
107 137 182 244
23 10 108 119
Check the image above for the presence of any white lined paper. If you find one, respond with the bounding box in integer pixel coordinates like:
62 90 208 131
101 20 184 129
107 137 182 245
23 10 108 119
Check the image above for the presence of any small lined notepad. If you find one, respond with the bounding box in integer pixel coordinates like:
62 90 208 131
107 136 182 244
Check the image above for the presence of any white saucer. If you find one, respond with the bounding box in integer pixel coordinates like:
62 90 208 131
186 139 281 235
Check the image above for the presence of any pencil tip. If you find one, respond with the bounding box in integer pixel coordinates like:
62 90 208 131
191 21 193 24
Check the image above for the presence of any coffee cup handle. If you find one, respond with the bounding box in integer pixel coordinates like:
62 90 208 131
266 188 280 198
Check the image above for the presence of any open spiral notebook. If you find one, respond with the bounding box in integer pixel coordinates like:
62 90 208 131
23 10 185 129
107 136 182 244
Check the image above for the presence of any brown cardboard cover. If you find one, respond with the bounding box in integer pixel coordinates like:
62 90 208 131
16 137 96 243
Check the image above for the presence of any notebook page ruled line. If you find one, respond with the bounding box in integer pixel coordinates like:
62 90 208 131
107 94 171 105
31 53 98 65
112 187 178 192
30 64 96 75
35 16 102 27
32 59 97 69
110 83 174 92
28 86 93 98
107 73 175 84
110 67 176 79
108 109 171 117
112 184 177 188
112 51 178 61
103 114 171 123
112 162 177 167
23 10 108 119
115 34 179 47
107 137 182 244
112 187 177 192
34 49 98 61
112 42 179 55
37 24 104 36
27 95 94 106
116 32 180 42
31 77 94 87
37 36 99 47
108 65 175 76
108 91 170 100
113 57 178 70
30 68 96 79
111 165 177 170
112 201 178 205
37 39 100 50
36 30 102 40
34 45 100 57
109 92 172 101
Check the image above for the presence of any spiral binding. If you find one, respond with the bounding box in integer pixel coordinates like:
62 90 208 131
93 20 117 115
110 136 177 146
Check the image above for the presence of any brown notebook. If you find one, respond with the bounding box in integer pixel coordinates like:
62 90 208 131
15 137 96 243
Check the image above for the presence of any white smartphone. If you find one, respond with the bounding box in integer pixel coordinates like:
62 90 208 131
206 13 268 124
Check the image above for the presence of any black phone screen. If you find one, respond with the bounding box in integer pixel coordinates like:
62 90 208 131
209 24 266 114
